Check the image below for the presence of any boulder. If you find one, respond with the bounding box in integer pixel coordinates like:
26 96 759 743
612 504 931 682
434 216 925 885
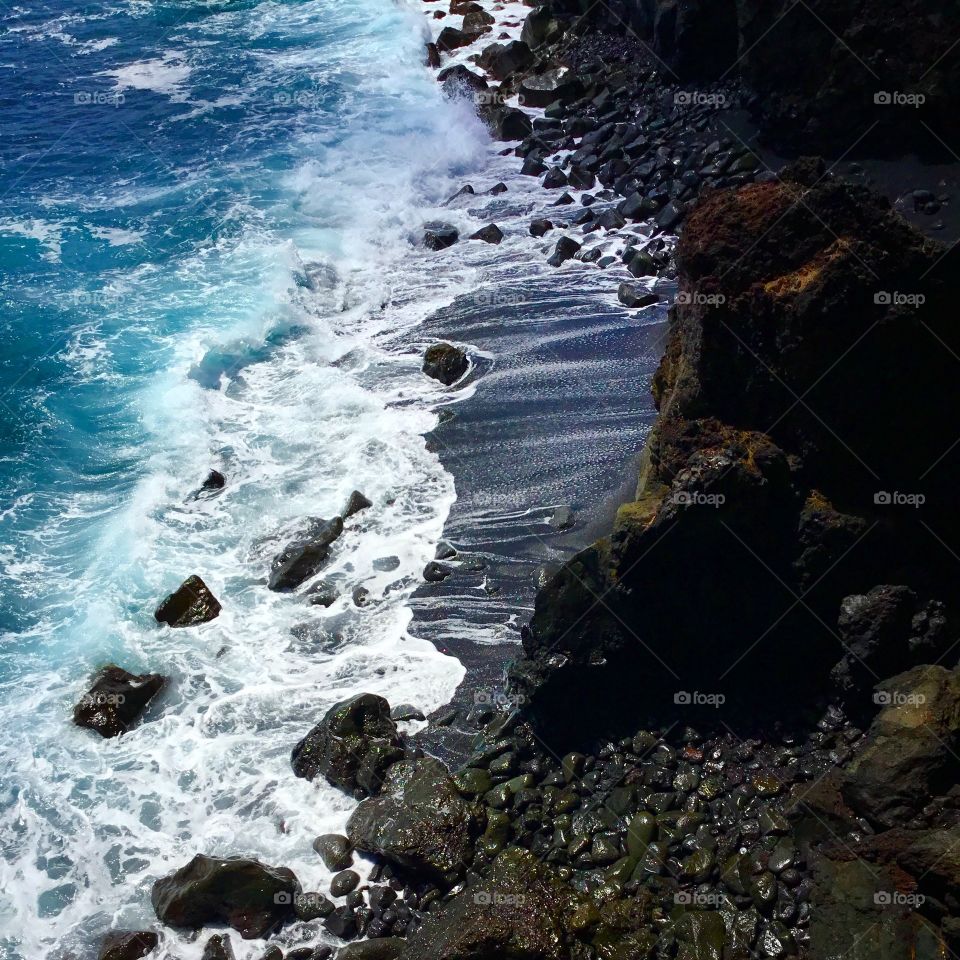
422 223 459 251
617 284 659 309
397 847 588 959
477 40 533 81
74 665 166 739
423 343 469 386
423 561 453 582
842 665 960 828
518 68 583 108
833 586 952 701
154 575 221 626
542 166 567 189
391 703 427 722
268 517 344 592
436 26 480 52
547 236 580 267
347 758 482 885
469 224 503 244
343 490 373 518
98 930 159 960
313 834 354 871
338 940 404 960
425 42 441 69
151 854 298 939
438 64 488 94
520 5 562 48
481 106 532 141
197 469 226 497
530 218 553 237
291 692 404 797
201 934 234 960
461 9 494 33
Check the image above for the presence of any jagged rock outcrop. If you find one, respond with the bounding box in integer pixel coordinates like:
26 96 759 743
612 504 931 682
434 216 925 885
511 163 960 745
73 665 166 738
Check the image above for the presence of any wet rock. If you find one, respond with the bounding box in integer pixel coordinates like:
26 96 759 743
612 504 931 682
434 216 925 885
477 40 533 81
198 469 226 496
425 42 440 69
324 905 358 940
98 930 159 960
397 847 586 959
542 166 568 189
551 192 574 206
201 934 234 960
617 284 659 309
330 870 361 897
487 182 508 195
436 26 479 52
437 64 488 93
549 506 575 530
422 223 459 251
347 757 482 885
423 343 469 386
337 940 404 960
73 665 166 739
842 665 960 828
314 834 354 871
344 490 373 518
481 106 532 141
151 854 298 939
154 575 222 626
391 704 427 722
675 910 725 960
295 891 335 921
519 68 582 108
435 541 458 560
291 692 404 797
352 586 370 607
469 224 503 244
269 518 344 591
423 561 453 582
547 236 580 267
373 556 400 572
306 580 340 607
530 218 553 237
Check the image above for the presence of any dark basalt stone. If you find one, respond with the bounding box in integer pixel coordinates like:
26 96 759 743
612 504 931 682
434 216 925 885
268 517 344 592
469 223 503 244
154 574 221 626
423 343 469 386
437 64 488 93
617 284 659 309
480 106 532 141
435 26 480 52
291 692 404 797
201 934 234 960
313 834 354 871
530 218 553 237
344 490 373 518
97 930 159 960
422 223 459 251
337 940 404 960
347 758 482 885
547 236 580 266
423 561 453 582
74 665 166 739
151 854 298 940
477 40 533 81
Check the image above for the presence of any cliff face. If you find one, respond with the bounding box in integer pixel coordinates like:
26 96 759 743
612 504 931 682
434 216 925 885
511 161 960 745
540 0 960 157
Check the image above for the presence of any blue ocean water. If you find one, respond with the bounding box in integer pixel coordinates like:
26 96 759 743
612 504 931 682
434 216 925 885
0 0 503 955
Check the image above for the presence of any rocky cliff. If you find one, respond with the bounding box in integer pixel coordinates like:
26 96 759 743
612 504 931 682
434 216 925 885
511 160 960 745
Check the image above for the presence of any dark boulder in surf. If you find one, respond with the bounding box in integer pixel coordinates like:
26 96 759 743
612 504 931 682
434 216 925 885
152 854 298 940
291 692 404 797
423 343 469 386
469 223 503 244
154 574 221 626
74 665 166 738
97 929 159 960
343 490 373 518
268 517 343 592
422 223 460 251
477 40 533 81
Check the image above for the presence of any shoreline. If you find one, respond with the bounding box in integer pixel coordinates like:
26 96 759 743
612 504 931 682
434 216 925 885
76 0 960 957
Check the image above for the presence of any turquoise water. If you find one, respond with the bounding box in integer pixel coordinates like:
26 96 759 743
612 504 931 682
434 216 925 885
0 0 496 954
